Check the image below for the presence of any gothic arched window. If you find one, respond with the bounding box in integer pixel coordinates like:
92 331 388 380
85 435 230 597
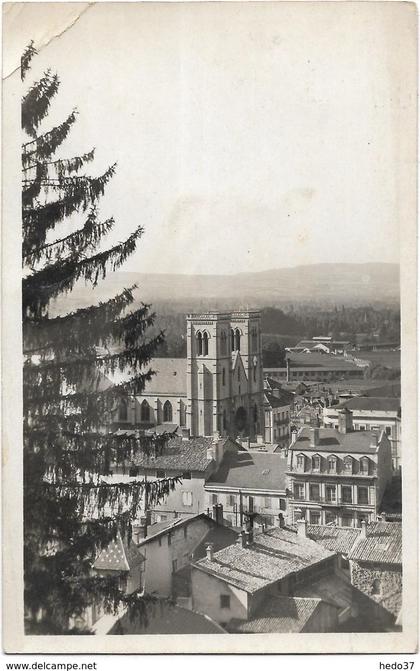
141 400 150 422
203 332 209 356
222 368 226 386
163 400 173 423
119 398 128 422
231 329 235 352
253 404 258 423
235 329 241 351
251 326 258 352
196 331 203 356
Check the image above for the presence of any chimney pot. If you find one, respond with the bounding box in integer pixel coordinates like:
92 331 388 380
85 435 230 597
206 543 214 561
278 513 285 528
297 518 307 538
360 520 367 538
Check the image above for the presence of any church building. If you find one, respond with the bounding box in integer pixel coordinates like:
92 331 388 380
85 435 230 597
112 311 264 439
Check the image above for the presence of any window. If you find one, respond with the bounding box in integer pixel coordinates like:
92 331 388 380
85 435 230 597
344 456 353 473
342 486 352 503
228 495 235 507
359 424 366 431
183 527 188 539
357 514 369 527
182 471 191 479
385 426 392 436
325 485 336 503
182 491 193 507
312 455 321 472
327 456 337 473
325 511 337 525
235 329 241 351
294 483 305 500
359 457 369 475
222 368 226 386
309 511 321 525
129 466 139 477
167 533 172 546
203 332 209 356
156 469 166 478
140 400 150 422
342 514 354 528
231 329 235 352
248 496 254 513
220 595 230 609
296 454 305 471
211 494 218 505
172 559 178 573
251 326 258 352
264 497 271 508
253 404 258 423
223 410 227 430
163 400 173 423
196 331 203 356
119 398 128 421
309 484 320 501
237 368 240 381
358 487 369 505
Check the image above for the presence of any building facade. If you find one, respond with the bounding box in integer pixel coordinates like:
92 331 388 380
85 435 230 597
286 417 392 527
108 311 265 440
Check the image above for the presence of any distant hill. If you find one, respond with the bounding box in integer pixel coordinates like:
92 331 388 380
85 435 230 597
51 263 400 315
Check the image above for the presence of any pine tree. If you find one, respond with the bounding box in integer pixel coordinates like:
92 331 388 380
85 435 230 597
22 43 178 634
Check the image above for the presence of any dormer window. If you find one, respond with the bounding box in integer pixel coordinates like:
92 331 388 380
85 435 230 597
344 456 354 473
312 455 321 472
360 457 370 475
327 456 337 473
296 454 305 471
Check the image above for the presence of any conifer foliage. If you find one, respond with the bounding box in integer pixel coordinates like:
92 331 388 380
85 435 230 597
22 43 177 633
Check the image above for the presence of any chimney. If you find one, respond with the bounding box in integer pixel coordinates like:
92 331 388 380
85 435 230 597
360 520 367 538
297 518 307 538
212 504 218 521
310 428 320 447
238 530 247 548
338 408 353 434
206 543 214 561
277 512 285 528
245 529 253 546
286 358 291 382
290 429 298 446
133 515 148 543
216 503 224 525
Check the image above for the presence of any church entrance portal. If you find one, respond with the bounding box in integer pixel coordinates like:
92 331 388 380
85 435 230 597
234 406 248 433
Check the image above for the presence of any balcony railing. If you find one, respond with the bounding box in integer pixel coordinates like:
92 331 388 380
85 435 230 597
293 496 368 506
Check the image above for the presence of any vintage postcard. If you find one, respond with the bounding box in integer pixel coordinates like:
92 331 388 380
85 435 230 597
2 1 418 654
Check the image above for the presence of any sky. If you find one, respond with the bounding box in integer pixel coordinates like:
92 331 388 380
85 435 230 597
4 2 416 275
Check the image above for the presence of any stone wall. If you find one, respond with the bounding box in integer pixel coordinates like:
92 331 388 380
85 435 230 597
350 560 402 619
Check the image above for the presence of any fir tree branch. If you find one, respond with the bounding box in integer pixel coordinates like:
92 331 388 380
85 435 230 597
21 41 37 81
22 71 60 137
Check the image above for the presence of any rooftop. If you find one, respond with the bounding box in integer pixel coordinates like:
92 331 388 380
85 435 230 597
306 525 361 555
206 450 287 492
336 397 401 412
109 603 224 634
286 353 361 370
226 596 326 633
104 357 187 396
193 526 334 593
94 533 144 572
264 390 294 408
348 521 402 565
129 436 223 472
290 427 383 454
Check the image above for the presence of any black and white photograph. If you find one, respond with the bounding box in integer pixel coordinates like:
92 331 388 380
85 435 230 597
2 1 418 655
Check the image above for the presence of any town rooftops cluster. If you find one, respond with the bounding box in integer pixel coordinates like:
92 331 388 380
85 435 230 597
291 427 385 454
336 397 401 413
124 436 234 473
193 526 334 593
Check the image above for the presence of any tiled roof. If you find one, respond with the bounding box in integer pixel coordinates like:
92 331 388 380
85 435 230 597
206 451 287 492
131 436 219 472
264 391 293 409
109 603 224 634
337 397 401 412
306 525 361 555
94 533 144 572
104 358 187 396
290 427 382 454
194 526 334 593
349 522 402 565
227 596 324 633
